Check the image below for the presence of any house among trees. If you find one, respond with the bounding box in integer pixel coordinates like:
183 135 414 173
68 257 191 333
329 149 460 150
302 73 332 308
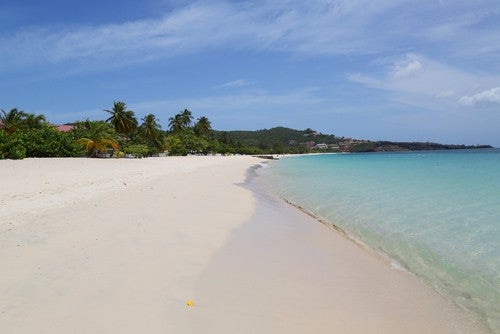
314 143 328 149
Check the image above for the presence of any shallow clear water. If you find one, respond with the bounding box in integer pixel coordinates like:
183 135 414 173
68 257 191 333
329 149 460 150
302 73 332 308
260 149 500 332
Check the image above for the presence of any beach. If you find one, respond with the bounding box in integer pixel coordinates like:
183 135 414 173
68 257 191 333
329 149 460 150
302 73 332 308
0 157 490 333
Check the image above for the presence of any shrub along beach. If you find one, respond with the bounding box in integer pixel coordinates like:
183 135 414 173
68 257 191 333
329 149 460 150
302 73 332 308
0 103 256 159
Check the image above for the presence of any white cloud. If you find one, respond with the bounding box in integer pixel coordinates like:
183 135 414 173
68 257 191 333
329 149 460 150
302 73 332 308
5 0 494 69
217 79 250 88
392 59 422 79
459 87 500 106
0 0 499 75
348 53 500 111
349 54 459 95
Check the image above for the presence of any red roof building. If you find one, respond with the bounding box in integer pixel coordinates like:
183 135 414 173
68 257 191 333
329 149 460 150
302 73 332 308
55 124 75 132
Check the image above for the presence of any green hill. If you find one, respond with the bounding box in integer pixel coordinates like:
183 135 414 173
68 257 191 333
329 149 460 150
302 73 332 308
212 127 492 154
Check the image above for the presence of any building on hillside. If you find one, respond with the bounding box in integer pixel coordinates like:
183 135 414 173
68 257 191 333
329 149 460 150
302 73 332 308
314 143 328 149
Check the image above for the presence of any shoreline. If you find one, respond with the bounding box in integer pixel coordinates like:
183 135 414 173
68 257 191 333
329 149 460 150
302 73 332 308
276 184 492 325
261 153 499 333
192 160 491 333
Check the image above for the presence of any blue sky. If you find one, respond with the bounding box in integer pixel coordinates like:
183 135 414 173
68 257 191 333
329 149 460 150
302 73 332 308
1 0 500 146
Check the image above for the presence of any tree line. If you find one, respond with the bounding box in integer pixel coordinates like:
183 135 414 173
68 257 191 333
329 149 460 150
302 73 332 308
0 102 264 159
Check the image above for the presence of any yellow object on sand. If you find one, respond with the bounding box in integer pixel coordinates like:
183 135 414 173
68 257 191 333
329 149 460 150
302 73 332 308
187 300 194 307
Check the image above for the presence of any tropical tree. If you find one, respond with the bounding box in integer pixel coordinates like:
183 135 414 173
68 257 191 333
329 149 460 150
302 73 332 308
194 116 212 136
168 109 194 133
138 114 163 151
73 120 119 157
180 109 193 128
139 114 161 141
23 113 47 130
104 101 138 137
0 108 26 134
168 113 186 133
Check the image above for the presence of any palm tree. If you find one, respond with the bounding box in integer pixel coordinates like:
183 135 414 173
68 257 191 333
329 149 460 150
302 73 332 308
168 109 194 133
0 108 26 134
139 114 163 149
180 109 193 128
194 116 212 136
74 120 119 157
104 101 138 137
168 113 185 133
140 114 161 139
23 113 47 130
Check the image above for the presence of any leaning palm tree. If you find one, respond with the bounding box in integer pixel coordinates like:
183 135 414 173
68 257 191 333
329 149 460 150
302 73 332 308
194 116 212 136
104 101 138 137
74 120 119 157
0 108 26 134
78 137 119 158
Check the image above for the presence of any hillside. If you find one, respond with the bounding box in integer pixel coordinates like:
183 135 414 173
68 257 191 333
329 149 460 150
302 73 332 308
213 127 492 153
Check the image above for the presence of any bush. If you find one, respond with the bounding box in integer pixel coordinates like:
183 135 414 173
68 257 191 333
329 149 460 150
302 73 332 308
124 144 149 158
23 127 83 157
0 126 83 159
164 135 187 156
0 131 27 159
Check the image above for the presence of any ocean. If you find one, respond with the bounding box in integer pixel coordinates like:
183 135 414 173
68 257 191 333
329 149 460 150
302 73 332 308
257 149 500 333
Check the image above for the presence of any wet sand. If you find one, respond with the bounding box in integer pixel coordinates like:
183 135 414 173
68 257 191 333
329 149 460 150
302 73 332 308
192 166 490 333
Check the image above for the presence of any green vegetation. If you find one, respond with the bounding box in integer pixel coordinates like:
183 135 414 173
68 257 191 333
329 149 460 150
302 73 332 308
217 127 492 153
0 108 82 159
0 103 262 159
124 144 150 158
214 127 341 154
0 103 492 160
73 120 119 158
104 101 138 138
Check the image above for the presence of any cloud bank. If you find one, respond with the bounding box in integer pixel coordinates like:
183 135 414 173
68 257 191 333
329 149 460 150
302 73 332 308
459 87 500 106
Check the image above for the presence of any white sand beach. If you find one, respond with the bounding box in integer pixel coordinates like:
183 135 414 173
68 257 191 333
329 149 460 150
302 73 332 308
0 157 490 333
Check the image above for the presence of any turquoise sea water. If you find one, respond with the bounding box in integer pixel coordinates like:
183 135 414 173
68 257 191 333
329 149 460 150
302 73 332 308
260 149 500 332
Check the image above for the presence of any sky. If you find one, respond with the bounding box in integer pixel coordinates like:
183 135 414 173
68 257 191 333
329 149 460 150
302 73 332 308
1 0 500 146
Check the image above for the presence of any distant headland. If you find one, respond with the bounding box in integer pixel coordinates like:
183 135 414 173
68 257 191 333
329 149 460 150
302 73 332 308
216 127 493 154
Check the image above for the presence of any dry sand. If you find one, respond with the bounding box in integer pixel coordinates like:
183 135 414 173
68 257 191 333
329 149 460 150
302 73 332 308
0 157 490 333
0 156 256 333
